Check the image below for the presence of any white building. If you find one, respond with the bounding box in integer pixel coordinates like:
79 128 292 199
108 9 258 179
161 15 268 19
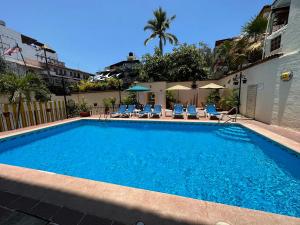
0 21 93 91
217 0 300 130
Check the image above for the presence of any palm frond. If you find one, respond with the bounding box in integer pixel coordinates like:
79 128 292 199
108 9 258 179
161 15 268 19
165 33 178 45
144 33 157 46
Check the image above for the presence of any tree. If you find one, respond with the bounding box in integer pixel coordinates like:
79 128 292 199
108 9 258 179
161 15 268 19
212 15 268 78
139 47 171 82
144 7 178 55
139 43 211 82
0 56 6 74
168 43 208 81
0 72 50 129
243 15 268 41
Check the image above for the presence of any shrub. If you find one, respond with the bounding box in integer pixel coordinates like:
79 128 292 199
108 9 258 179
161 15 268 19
206 90 220 105
219 89 239 111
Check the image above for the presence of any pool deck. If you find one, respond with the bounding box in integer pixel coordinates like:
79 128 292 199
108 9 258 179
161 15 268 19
0 116 300 225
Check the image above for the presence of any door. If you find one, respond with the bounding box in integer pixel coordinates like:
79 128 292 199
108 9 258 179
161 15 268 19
147 92 156 106
246 85 257 118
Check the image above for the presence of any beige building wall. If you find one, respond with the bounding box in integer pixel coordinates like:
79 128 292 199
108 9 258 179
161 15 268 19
52 91 127 107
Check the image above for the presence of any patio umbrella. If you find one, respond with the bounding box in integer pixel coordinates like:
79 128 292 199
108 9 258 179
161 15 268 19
166 85 191 103
126 85 150 92
199 83 225 107
126 85 151 104
199 83 225 89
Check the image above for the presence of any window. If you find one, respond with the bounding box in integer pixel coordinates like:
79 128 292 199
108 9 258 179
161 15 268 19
270 35 281 52
271 7 289 33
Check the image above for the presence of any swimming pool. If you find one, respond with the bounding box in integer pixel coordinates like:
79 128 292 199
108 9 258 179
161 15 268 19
0 120 299 217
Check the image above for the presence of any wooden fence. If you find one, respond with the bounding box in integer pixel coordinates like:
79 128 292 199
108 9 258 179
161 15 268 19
0 100 66 132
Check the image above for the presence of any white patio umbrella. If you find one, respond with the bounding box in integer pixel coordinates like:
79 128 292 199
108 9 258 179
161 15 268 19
166 85 191 103
199 83 225 89
199 83 225 107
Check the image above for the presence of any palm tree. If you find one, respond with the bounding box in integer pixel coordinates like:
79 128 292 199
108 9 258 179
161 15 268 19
214 40 235 72
242 15 268 41
144 7 178 55
0 72 50 129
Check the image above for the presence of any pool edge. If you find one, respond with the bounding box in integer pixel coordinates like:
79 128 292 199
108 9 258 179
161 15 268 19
0 163 299 225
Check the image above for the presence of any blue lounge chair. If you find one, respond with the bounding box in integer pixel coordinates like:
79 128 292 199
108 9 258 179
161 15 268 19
205 104 221 119
124 105 136 117
151 105 162 118
138 104 152 118
110 105 126 117
187 105 198 118
173 104 184 118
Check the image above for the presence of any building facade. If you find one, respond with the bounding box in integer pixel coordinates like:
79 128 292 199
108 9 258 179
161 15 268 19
94 52 140 87
0 21 93 92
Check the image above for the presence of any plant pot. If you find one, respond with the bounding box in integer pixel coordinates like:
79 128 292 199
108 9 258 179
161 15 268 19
104 107 110 114
80 112 91 117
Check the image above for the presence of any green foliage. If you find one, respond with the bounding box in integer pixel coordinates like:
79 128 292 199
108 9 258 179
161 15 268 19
219 89 239 110
0 72 50 103
103 97 116 108
122 93 136 105
166 90 175 108
243 15 268 40
139 43 212 82
76 78 122 92
0 72 50 128
213 15 268 77
139 48 170 82
0 56 6 74
206 90 220 104
109 97 116 106
102 98 111 108
66 99 79 117
77 100 91 113
168 43 211 81
144 7 178 54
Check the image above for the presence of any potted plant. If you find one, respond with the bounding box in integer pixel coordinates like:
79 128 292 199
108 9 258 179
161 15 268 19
102 98 111 114
109 97 116 111
78 101 91 117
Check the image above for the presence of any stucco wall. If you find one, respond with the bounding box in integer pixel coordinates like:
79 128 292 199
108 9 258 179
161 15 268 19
282 0 300 54
219 59 280 124
52 91 128 107
271 52 300 129
218 52 300 130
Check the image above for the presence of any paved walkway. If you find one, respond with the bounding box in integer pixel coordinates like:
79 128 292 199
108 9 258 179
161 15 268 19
242 119 300 144
0 190 124 225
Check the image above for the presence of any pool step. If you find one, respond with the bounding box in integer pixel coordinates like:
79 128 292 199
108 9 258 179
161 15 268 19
215 127 251 142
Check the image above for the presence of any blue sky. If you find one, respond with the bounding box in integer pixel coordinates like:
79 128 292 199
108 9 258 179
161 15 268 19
2 0 271 73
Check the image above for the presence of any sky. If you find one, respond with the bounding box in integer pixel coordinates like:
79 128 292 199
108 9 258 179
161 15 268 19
1 0 271 73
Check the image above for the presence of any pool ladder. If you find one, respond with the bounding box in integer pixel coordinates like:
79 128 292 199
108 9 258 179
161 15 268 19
99 112 110 120
223 107 238 124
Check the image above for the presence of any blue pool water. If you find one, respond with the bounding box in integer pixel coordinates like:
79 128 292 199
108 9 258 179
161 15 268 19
0 120 299 217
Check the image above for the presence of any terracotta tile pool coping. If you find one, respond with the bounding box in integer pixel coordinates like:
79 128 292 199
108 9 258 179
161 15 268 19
0 117 300 225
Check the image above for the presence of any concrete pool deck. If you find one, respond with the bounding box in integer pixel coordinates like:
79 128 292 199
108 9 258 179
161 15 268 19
0 117 300 225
